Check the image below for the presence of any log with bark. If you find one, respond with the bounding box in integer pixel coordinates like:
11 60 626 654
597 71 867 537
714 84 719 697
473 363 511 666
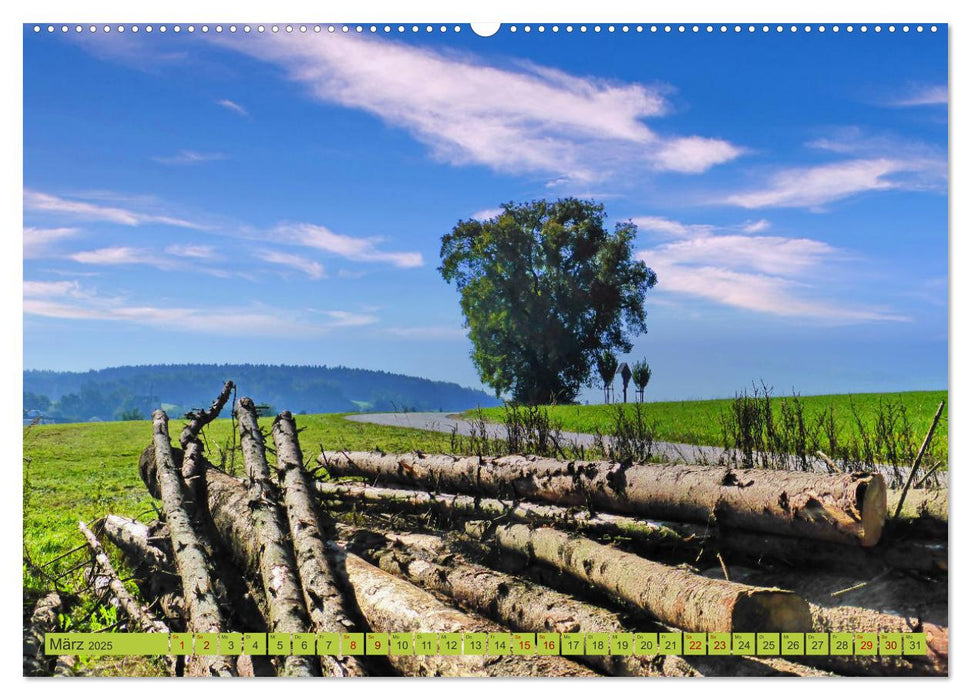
271 411 367 677
23 592 63 677
328 543 599 677
234 398 319 677
314 480 944 575
345 528 828 677
468 522 812 634
886 487 947 533
151 410 237 677
179 380 234 449
320 451 887 546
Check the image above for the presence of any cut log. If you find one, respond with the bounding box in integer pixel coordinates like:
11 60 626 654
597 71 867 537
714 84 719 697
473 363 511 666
344 528 696 677
179 380 234 449
328 543 599 677
146 450 594 677
151 410 237 677
23 592 63 677
316 481 944 575
236 398 318 677
470 522 812 633
320 451 886 546
314 480 689 547
271 412 367 677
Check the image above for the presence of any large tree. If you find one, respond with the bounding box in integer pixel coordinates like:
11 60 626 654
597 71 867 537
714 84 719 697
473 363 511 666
439 198 656 404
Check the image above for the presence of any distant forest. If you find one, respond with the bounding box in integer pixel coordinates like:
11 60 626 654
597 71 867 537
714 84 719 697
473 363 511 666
23 364 500 423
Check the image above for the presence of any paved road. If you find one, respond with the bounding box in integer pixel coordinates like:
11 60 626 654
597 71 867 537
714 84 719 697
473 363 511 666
345 411 727 464
344 411 907 480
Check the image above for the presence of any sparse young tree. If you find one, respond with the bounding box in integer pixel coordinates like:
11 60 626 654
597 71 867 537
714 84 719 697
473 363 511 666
439 199 656 404
596 351 619 405
632 360 652 403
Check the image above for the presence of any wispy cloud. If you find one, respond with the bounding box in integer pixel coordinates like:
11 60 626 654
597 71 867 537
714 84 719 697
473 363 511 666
721 158 916 209
887 84 948 107
23 226 79 259
631 216 715 238
165 244 217 259
152 150 227 166
256 249 326 279
742 219 771 233
23 279 377 337
216 98 249 116
24 189 205 229
275 222 423 268
69 246 166 267
211 33 742 183
635 216 908 322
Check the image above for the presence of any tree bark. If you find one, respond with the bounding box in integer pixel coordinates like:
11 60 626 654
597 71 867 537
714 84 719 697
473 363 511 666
320 451 886 546
328 543 599 677
470 522 811 633
23 592 63 677
151 410 237 677
271 411 367 677
235 398 318 677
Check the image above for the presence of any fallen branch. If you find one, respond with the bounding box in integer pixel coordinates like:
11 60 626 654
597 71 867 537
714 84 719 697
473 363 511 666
321 451 887 546
469 522 812 633
179 380 234 449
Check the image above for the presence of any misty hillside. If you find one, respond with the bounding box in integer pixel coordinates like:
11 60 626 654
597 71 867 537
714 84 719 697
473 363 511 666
23 364 500 423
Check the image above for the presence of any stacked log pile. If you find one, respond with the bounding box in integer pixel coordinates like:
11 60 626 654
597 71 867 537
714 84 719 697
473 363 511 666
28 384 947 677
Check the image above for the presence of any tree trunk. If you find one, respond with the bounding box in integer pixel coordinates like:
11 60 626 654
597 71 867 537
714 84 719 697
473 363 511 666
319 451 886 546
235 398 318 677
887 487 947 531
469 522 811 633
271 412 367 677
23 592 63 677
151 410 237 677
328 543 599 677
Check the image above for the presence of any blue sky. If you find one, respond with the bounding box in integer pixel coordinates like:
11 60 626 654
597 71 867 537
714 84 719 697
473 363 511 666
22 24 948 402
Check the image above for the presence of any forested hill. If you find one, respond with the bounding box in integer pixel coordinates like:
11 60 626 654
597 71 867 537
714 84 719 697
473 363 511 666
23 364 500 423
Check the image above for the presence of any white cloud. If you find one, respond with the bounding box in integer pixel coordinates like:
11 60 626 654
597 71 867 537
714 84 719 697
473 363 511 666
720 158 905 209
256 249 326 279
635 216 908 323
23 279 377 337
889 84 948 107
165 244 217 259
152 150 227 165
23 226 79 259
212 33 742 182
741 219 771 233
24 189 204 229
216 98 249 116
275 222 423 268
471 207 503 221
70 247 165 267
631 216 715 238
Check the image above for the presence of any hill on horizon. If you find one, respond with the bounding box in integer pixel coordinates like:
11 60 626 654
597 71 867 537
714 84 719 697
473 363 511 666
23 363 501 423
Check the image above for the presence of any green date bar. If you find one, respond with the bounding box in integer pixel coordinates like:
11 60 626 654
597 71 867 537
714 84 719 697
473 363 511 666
45 633 169 656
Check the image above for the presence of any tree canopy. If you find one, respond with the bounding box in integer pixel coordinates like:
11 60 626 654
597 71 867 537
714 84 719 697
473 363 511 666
439 198 657 404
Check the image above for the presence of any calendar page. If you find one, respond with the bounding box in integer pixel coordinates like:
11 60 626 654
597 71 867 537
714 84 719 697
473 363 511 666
22 16 948 680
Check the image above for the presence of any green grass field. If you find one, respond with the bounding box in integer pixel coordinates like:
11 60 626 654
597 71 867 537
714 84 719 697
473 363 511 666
464 390 948 461
23 413 455 590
